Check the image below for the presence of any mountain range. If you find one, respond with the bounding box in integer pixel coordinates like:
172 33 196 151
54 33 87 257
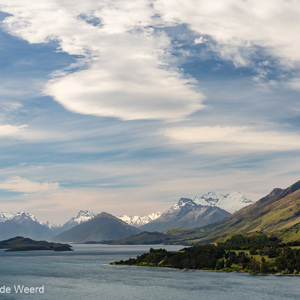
0 210 97 240
0 190 252 241
140 198 231 232
118 191 252 231
1 180 300 246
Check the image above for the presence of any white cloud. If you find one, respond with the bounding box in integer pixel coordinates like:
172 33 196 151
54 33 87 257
0 101 22 112
0 124 27 138
0 0 204 120
162 126 300 152
1 0 300 120
0 176 60 193
155 0 300 68
45 52 204 120
0 123 69 142
194 36 205 44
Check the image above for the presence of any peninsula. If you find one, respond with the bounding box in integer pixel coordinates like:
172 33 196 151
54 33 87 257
111 233 300 275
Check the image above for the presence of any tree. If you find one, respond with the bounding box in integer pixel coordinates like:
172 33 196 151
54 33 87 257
260 257 269 273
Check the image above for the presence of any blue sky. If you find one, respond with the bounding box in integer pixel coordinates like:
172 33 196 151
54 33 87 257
0 1 300 223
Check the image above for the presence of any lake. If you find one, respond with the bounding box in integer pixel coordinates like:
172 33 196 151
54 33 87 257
0 244 299 299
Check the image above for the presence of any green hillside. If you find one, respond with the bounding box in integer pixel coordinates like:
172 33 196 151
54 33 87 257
112 231 170 245
165 180 300 244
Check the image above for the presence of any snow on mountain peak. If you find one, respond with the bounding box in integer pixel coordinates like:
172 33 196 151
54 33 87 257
0 211 38 223
40 221 61 229
40 210 97 231
194 191 254 213
167 198 198 213
118 212 161 227
0 211 15 222
14 212 38 223
178 198 197 206
72 210 97 224
77 210 92 216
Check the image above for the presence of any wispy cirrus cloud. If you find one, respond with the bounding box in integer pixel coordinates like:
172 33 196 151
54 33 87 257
163 126 300 152
0 176 60 193
0 101 22 112
287 77 300 91
0 123 67 142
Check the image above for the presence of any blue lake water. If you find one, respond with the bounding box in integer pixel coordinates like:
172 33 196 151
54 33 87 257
0 244 299 300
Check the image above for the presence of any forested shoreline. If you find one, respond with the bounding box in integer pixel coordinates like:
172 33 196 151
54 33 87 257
112 234 300 275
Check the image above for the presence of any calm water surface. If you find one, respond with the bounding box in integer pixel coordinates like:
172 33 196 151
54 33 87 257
0 244 299 300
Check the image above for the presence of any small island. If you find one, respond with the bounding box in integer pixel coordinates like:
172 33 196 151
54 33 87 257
111 233 300 275
0 236 73 252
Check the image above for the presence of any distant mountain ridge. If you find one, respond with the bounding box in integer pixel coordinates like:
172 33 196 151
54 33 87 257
0 211 37 223
0 211 53 240
0 190 253 240
140 198 231 232
54 212 141 243
0 210 98 240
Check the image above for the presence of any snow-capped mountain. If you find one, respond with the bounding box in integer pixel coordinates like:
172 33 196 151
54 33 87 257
165 198 198 214
140 198 230 232
0 211 53 240
40 210 97 232
13 211 38 223
0 211 15 222
0 210 98 240
0 192 252 240
59 210 97 232
0 211 37 223
118 212 161 227
194 191 253 213
66 210 97 225
40 221 61 230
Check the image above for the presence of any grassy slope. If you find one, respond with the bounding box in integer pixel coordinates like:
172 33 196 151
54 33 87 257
166 181 300 244
112 231 170 245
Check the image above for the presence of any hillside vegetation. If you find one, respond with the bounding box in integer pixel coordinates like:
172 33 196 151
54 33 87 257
165 181 300 245
112 233 300 275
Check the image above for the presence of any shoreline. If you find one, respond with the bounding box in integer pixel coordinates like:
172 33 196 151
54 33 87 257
110 263 300 276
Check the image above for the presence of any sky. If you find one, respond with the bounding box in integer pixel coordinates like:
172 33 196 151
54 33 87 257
0 0 300 224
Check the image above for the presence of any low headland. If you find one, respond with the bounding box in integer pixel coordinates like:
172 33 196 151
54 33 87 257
0 236 73 252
